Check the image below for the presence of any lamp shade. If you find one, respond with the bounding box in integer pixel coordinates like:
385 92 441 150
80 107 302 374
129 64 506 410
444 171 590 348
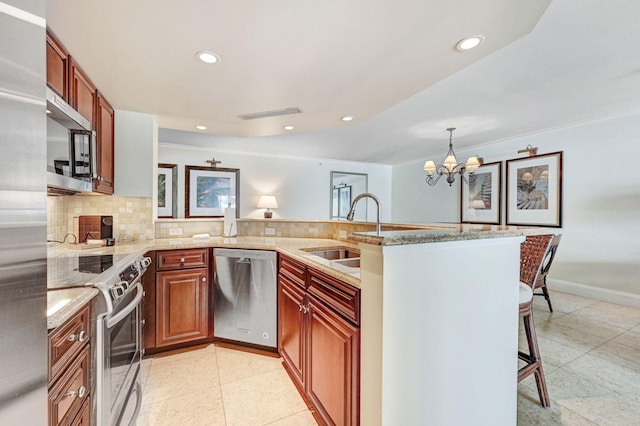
257 195 278 209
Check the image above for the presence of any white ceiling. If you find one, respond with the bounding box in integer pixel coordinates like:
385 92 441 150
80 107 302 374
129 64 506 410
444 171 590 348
47 0 640 165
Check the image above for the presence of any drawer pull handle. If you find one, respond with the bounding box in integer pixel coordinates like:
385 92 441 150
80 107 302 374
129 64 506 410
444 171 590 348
66 385 86 399
68 331 86 342
299 305 309 314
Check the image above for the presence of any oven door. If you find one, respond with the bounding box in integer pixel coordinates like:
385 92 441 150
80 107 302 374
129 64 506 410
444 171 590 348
98 282 143 426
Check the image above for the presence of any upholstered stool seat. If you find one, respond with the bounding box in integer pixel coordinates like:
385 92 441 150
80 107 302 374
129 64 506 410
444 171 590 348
519 282 533 305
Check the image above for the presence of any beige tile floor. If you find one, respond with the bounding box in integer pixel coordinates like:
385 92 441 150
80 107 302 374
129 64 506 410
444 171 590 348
137 290 640 426
137 344 317 426
518 290 640 425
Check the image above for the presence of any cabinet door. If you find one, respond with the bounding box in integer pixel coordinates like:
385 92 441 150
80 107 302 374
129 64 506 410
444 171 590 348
68 57 96 127
46 31 68 98
307 294 360 426
156 268 209 347
48 345 90 426
278 274 306 390
94 91 114 194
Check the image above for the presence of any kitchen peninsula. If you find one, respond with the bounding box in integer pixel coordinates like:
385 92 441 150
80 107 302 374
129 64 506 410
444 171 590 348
47 224 529 426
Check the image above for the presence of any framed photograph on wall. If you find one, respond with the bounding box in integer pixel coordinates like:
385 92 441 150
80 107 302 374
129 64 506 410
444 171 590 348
157 163 177 218
506 151 563 227
185 166 240 218
460 161 502 224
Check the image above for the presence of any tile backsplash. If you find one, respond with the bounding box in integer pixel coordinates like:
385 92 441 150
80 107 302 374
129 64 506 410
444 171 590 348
47 195 154 243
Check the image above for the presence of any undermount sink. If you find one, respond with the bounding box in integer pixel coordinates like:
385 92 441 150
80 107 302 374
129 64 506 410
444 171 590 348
332 258 360 268
301 246 360 260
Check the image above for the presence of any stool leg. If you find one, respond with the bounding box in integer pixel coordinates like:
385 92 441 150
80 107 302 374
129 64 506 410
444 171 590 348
541 279 554 312
524 313 550 407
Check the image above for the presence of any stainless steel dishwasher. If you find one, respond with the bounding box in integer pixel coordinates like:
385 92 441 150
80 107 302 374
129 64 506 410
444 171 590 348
213 248 277 348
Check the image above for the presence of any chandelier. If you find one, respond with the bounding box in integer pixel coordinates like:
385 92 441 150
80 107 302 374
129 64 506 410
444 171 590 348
423 128 483 186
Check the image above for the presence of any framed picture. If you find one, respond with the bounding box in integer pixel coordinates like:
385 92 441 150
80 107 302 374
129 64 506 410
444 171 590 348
157 163 177 218
506 151 563 227
460 161 502 224
185 166 240 218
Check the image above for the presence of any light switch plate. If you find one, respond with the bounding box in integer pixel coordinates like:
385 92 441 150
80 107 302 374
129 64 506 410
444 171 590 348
169 228 183 236
339 230 347 239
265 227 275 235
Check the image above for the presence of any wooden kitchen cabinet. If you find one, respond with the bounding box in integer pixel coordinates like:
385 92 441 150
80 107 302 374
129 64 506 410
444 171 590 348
46 31 68 98
48 304 91 426
278 255 360 426
93 91 114 194
146 249 212 350
68 58 96 128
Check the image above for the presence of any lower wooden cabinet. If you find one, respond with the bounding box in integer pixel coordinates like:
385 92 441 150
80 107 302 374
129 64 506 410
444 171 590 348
142 249 213 352
156 268 209 347
278 255 360 426
48 304 91 426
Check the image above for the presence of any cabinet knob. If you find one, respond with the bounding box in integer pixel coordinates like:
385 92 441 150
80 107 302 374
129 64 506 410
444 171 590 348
180 257 185 263
68 330 86 342
202 277 207 282
299 305 309 314
141 319 146 326
66 385 86 399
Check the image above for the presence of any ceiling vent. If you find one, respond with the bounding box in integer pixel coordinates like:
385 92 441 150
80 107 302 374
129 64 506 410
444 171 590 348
238 107 302 120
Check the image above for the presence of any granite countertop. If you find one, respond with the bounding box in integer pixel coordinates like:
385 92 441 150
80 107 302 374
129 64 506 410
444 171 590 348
46 237 363 329
47 287 99 330
348 223 551 246
47 226 554 328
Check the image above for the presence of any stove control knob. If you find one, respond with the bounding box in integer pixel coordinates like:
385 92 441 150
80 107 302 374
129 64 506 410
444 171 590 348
140 257 152 268
110 281 129 299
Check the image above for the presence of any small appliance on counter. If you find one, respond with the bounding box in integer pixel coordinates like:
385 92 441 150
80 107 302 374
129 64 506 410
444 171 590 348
78 215 114 245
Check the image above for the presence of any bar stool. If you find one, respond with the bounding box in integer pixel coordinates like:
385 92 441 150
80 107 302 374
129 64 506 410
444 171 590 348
518 234 553 408
533 234 562 312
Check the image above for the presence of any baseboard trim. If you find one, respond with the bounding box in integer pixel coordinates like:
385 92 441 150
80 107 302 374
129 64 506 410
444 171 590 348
549 278 640 308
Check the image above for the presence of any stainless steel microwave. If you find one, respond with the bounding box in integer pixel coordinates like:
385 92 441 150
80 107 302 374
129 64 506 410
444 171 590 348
46 87 96 194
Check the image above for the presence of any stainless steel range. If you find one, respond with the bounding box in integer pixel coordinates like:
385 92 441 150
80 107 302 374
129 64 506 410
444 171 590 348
48 252 151 426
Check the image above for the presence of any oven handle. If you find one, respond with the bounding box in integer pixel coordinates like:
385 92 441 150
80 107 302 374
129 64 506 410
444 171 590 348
106 282 143 329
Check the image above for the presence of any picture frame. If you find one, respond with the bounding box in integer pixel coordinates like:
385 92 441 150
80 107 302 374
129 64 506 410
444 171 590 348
185 166 240 218
460 161 502 224
157 163 177 218
506 151 563 227
332 188 339 218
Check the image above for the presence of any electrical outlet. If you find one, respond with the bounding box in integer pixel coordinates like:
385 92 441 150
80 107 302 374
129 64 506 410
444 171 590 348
339 230 347 239
169 228 183 236
265 227 276 235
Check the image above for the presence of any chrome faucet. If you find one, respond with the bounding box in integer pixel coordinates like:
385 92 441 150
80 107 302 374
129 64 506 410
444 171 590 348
347 192 381 235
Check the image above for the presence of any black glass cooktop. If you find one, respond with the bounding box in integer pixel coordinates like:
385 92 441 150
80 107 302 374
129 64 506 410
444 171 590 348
47 254 128 290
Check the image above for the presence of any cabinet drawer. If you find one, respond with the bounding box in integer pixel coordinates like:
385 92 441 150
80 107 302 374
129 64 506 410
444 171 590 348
157 248 209 270
48 305 90 384
308 268 360 326
48 345 90 426
279 255 306 288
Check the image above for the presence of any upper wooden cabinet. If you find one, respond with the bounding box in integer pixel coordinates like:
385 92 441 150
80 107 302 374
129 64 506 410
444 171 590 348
46 32 68 98
94 91 114 194
46 29 117 194
68 57 96 128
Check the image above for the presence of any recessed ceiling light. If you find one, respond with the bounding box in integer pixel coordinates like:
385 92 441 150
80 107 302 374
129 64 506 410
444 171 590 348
196 50 219 64
195 125 207 130
456 35 485 51
283 125 294 130
341 116 354 122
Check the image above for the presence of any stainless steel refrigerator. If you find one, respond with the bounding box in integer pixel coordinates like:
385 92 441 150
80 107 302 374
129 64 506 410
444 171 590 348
0 1 47 424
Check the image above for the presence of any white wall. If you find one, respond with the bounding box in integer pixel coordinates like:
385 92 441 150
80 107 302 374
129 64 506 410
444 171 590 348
392 113 640 301
157 143 392 222
114 110 157 199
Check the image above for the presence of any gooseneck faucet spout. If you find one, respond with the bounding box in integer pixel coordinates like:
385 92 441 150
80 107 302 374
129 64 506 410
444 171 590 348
347 192 381 236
